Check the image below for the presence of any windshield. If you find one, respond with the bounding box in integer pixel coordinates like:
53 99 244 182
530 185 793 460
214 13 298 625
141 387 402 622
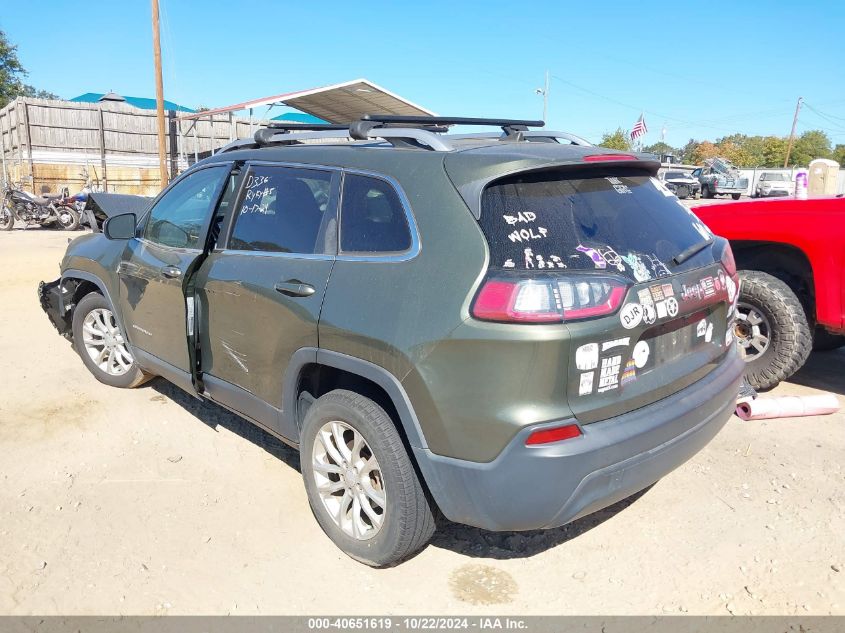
762 173 787 181
479 168 714 282
665 171 687 179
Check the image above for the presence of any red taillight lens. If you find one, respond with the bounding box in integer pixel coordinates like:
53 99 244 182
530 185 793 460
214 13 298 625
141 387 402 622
584 154 637 162
525 423 582 445
472 275 629 324
720 243 737 277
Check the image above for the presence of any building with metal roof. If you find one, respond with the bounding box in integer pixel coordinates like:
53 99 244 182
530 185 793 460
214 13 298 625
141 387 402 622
70 92 195 113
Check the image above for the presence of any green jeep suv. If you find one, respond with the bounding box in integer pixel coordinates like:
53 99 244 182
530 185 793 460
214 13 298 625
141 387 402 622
39 116 744 566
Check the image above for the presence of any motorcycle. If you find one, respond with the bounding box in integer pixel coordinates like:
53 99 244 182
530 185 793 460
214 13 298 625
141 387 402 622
1 183 80 231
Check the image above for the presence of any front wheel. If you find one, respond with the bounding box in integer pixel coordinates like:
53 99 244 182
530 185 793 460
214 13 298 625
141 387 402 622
300 389 435 567
735 271 811 390
701 184 712 198
56 207 80 231
731 193 742 200
71 292 150 388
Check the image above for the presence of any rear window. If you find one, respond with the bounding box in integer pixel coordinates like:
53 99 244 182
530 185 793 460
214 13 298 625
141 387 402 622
480 168 713 281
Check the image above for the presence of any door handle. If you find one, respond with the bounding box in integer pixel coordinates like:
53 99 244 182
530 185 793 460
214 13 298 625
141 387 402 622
274 280 316 297
160 265 182 279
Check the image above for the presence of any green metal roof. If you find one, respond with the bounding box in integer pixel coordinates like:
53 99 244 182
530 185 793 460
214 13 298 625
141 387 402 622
70 93 195 113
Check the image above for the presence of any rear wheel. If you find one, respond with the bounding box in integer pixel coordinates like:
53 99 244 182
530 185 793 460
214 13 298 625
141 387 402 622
701 184 712 198
0 196 14 230
300 389 435 567
735 271 811 390
731 193 742 200
72 292 150 388
56 207 80 231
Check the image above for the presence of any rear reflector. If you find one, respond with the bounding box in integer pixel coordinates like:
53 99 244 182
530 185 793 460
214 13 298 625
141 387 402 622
472 274 629 324
584 154 637 162
525 423 582 445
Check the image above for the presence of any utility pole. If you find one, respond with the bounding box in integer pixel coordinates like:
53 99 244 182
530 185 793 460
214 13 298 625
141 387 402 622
543 70 549 124
783 96 803 168
536 71 549 124
151 0 168 188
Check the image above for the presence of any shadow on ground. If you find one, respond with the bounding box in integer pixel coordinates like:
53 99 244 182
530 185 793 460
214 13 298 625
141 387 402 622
149 377 652 560
787 348 845 396
430 487 651 560
149 378 301 472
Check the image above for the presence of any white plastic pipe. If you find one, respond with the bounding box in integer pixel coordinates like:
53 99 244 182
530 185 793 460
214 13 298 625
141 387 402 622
736 394 840 421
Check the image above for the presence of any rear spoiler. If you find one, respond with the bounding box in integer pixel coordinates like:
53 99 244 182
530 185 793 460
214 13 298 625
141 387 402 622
82 193 152 232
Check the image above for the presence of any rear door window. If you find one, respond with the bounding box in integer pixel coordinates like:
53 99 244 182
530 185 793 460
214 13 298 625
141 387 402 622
340 174 412 254
228 165 333 254
480 168 713 281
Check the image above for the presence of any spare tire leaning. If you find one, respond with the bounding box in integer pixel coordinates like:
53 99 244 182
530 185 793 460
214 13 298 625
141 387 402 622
735 270 812 390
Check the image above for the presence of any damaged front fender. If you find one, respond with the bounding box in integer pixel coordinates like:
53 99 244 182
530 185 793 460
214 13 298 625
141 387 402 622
38 278 79 337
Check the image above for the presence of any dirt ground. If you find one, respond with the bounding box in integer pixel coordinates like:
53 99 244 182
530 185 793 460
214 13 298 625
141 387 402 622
0 228 842 616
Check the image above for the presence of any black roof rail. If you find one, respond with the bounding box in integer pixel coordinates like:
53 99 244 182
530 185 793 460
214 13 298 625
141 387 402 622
359 115 544 128
266 122 350 131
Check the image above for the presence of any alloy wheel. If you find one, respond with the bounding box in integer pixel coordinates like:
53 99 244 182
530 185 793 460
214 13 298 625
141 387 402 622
312 420 386 540
735 302 772 360
82 308 134 376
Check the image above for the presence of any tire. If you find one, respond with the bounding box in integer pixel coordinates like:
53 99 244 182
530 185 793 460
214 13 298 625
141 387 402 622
0 197 14 230
813 328 845 352
736 271 812 390
300 389 435 567
57 207 80 231
676 184 690 199
731 193 742 200
71 292 150 388
701 185 712 199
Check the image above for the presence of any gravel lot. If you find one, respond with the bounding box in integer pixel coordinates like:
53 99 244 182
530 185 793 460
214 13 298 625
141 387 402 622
1 228 843 615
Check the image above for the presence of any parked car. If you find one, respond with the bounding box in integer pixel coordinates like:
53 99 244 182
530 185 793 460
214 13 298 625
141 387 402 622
39 116 743 566
694 196 845 390
753 172 794 198
692 157 748 200
659 169 701 199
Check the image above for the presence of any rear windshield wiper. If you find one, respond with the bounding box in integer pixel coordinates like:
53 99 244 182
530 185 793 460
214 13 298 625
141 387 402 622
672 237 713 266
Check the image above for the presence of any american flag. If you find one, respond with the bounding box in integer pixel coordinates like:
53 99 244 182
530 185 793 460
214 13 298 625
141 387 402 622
630 114 648 141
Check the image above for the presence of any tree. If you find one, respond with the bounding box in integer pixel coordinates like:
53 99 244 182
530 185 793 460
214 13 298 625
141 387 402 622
832 144 845 166
761 136 789 167
688 140 719 165
598 127 632 151
789 130 832 167
0 30 57 109
642 141 677 157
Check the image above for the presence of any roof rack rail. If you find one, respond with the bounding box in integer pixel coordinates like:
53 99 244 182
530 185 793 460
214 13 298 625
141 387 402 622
266 122 350 131
359 114 544 129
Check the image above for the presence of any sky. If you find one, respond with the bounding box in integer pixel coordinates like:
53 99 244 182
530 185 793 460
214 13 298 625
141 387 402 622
3 0 845 147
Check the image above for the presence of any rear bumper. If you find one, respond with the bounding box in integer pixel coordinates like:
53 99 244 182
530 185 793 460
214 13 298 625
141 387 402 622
416 351 743 531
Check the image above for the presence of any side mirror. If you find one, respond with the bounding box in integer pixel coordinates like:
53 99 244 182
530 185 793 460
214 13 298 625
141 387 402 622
103 213 137 240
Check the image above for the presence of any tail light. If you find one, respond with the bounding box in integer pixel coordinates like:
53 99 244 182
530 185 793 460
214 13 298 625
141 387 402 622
720 243 737 277
525 423 582 445
472 274 629 324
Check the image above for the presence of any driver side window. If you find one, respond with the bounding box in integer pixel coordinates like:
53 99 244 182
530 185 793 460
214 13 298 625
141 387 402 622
143 166 228 249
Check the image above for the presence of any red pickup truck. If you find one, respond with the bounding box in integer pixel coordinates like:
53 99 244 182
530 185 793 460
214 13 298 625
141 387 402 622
694 196 845 389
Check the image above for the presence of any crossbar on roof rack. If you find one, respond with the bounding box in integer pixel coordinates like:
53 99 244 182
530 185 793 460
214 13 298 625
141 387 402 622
266 123 350 131
360 114 545 128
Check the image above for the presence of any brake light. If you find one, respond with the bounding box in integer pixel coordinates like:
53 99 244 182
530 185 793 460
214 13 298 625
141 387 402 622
584 154 637 162
720 243 737 277
525 423 582 445
472 275 629 324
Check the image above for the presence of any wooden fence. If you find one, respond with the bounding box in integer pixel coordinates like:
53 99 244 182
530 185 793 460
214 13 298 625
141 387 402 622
0 97 271 195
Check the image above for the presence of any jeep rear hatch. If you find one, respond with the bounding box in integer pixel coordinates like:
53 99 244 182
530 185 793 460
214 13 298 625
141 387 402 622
471 166 739 423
